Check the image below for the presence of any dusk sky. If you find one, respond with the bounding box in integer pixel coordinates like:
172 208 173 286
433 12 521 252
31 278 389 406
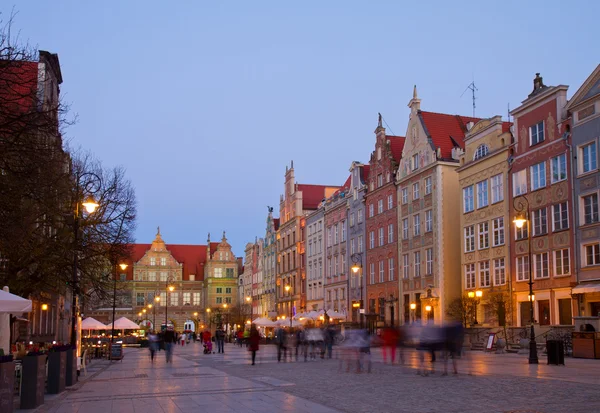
5 1 599 258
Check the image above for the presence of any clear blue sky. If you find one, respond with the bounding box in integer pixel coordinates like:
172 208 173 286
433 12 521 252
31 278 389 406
5 1 599 257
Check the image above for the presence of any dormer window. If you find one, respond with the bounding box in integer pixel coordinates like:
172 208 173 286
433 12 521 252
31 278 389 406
412 154 419 171
473 144 489 160
530 121 544 146
150 257 156 266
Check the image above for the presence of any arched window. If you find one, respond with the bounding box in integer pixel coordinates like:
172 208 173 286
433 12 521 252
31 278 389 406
474 144 489 160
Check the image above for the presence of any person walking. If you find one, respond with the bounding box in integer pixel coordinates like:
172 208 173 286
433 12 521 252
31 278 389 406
381 326 399 364
249 325 260 365
163 326 176 363
216 326 225 354
180 332 186 347
275 326 287 362
148 331 159 362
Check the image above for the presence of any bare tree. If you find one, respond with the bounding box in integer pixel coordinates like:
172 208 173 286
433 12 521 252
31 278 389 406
446 296 471 327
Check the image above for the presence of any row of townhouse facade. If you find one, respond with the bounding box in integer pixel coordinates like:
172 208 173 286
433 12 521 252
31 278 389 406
242 67 600 329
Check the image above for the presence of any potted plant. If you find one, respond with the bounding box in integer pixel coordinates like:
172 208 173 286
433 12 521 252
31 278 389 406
0 353 15 413
20 349 47 409
47 344 69 394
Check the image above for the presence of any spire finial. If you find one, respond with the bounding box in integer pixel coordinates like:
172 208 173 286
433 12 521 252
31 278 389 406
413 85 417 99
157 226 160 235
222 231 226 240
378 112 382 128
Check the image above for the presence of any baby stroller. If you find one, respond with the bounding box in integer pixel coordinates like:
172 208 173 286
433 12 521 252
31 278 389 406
203 340 213 354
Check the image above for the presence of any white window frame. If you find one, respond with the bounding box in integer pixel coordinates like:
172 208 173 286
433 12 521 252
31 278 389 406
341 220 346 242
530 162 546 191
493 258 506 286
389 258 395 281
425 177 432 195
413 214 421 236
478 222 489 249
532 208 547 236
426 248 433 275
414 251 421 277
580 141 598 175
379 227 384 247
552 202 569 231
358 209 363 223
378 199 384 214
369 231 375 249
491 174 504 204
585 243 600 266
551 153 567 183
463 185 474 213
401 188 408 205
581 193 599 225
479 261 491 287
533 252 549 279
513 169 527 196
369 263 375 285
379 260 384 283
369 204 374 218
554 249 570 276
465 263 476 289
465 225 475 252
530 121 544 146
476 180 488 209
388 223 394 243
358 235 363 253
403 254 409 279
402 218 409 240
412 153 420 171
425 210 432 232
516 256 529 282
492 217 505 247
413 182 420 200
350 212 355 227
388 194 393 210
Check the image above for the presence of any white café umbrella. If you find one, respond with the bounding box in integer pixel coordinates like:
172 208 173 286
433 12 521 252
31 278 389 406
106 317 140 330
81 317 107 330
325 310 346 320
305 309 324 320
275 318 302 327
252 317 277 327
0 286 32 355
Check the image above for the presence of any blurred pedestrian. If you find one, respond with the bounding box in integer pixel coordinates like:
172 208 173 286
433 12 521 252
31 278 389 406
148 331 159 362
381 326 399 364
275 326 287 362
216 327 225 353
249 325 260 365
163 326 176 363
442 322 464 376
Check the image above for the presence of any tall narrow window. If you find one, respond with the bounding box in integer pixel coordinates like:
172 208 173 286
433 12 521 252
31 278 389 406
334 224 339 244
425 210 432 232
388 194 393 210
530 121 544 146
532 208 548 236
585 243 600 266
379 260 384 283
552 202 569 231
476 180 488 208
463 186 474 212
403 254 409 279
581 142 598 174
493 258 506 286
465 225 475 252
530 162 546 191
402 218 409 240
369 263 375 285
516 256 529 281
492 217 505 246
534 252 549 279
388 223 394 243
379 227 385 246
554 249 570 276
401 188 408 205
369 231 375 249
389 258 395 281
341 221 346 242
413 214 421 236
413 182 420 200
513 170 527 196
465 263 476 289
378 199 383 214
479 261 491 287
478 222 489 249
491 174 504 204
358 235 363 253
426 248 433 275
414 251 421 277
369 204 374 218
358 209 363 223
551 154 567 183
583 194 599 224
425 177 432 195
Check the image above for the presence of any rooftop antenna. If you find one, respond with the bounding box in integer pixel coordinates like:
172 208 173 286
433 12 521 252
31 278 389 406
461 79 478 117
507 103 511 123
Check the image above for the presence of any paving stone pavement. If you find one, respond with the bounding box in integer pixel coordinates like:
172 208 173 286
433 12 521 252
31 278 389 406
23 341 600 413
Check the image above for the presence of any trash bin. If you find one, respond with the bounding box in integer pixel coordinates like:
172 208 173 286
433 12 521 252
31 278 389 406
546 340 565 365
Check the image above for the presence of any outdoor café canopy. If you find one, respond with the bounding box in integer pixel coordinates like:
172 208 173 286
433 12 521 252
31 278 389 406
325 310 346 319
252 317 277 327
81 317 108 330
106 317 140 330
0 287 32 313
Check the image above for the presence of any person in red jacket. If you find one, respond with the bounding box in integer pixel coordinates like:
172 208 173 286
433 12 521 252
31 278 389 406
202 329 211 345
382 326 399 364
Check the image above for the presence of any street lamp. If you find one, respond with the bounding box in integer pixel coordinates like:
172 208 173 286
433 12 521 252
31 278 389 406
165 280 175 329
111 263 128 344
513 195 539 364
351 253 364 328
467 290 483 325
246 296 252 325
153 295 159 331
425 305 432 324
71 171 102 348
410 303 416 324
285 285 292 328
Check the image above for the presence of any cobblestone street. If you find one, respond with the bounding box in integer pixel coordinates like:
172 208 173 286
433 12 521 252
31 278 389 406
24 341 600 413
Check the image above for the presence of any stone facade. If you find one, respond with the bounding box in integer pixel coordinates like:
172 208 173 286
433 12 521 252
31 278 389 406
347 162 369 324
509 73 575 327
365 116 404 329
565 65 600 317
306 206 325 311
324 180 350 316
262 210 279 317
457 115 513 326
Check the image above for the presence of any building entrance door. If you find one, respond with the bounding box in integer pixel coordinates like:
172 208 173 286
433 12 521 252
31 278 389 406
538 300 550 325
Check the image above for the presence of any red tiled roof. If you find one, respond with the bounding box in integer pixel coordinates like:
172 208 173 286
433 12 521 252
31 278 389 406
387 136 406 162
342 175 351 190
126 243 210 281
502 122 513 134
419 111 481 159
273 218 280 230
298 184 340 210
